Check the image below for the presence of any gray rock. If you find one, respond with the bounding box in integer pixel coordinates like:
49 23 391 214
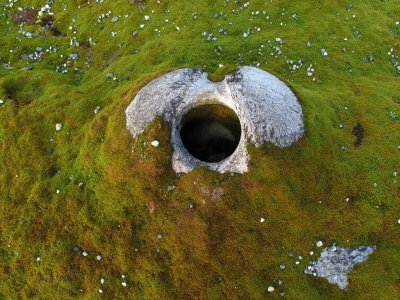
20 66 33 71
111 16 119 23
125 67 304 173
72 245 82 252
275 37 285 45
305 244 376 289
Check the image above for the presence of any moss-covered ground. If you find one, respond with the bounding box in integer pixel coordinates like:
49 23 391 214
0 0 399 299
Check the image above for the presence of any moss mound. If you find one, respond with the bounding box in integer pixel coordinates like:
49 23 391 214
0 0 399 298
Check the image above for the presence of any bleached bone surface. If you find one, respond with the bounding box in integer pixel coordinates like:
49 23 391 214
126 67 304 173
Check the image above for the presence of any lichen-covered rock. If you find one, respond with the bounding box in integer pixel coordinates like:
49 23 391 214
305 244 376 289
126 67 304 173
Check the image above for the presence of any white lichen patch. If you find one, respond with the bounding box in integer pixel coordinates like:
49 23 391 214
305 244 376 289
125 67 304 173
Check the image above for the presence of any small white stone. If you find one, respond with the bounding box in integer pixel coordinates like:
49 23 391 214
260 218 265 223
317 241 323 248
36 257 41 262
99 289 103 294
100 278 105 284
151 140 160 147
397 219 400 225
267 286 275 292
122 282 127 287
96 255 102 261
82 251 88 257
56 123 63 131
0 100 4 105
144 15 150 21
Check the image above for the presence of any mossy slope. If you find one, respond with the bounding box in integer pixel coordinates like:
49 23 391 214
0 0 399 299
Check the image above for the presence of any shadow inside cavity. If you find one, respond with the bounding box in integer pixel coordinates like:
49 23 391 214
180 104 241 163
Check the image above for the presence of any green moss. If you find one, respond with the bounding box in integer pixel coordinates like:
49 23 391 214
207 64 238 82
0 0 399 298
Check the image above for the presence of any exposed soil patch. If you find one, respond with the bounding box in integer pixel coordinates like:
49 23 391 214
128 0 145 11
40 15 63 36
12 9 37 25
40 15 54 28
352 123 364 147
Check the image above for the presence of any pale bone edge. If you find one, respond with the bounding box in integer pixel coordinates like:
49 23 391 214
125 67 304 173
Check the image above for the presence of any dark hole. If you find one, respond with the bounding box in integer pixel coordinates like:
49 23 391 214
352 123 364 147
40 15 55 27
180 104 241 163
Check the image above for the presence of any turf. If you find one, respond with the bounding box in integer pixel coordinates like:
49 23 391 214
0 0 399 299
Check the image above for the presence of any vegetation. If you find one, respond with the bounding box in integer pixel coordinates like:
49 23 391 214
0 0 399 298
